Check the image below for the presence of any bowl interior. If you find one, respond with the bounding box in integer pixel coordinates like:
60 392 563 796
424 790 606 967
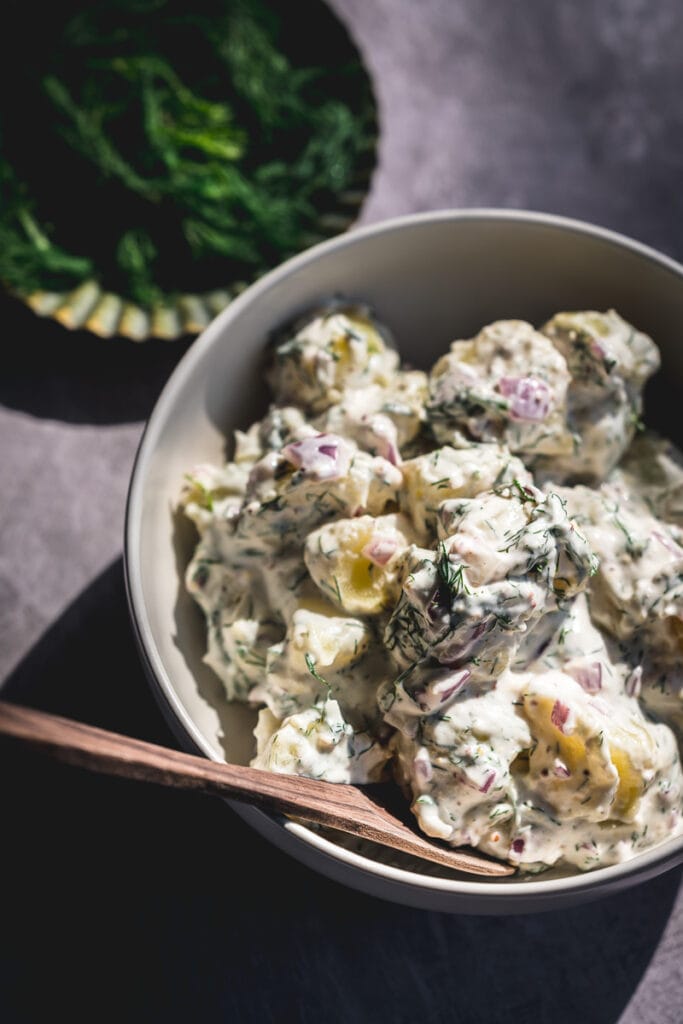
126 211 683 910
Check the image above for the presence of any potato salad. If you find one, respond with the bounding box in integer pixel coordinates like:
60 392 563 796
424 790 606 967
180 303 683 873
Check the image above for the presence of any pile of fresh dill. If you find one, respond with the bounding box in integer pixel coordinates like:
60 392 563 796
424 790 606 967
0 0 376 307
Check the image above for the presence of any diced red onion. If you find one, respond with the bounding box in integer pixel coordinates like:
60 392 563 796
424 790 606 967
282 434 349 480
626 665 642 698
413 687 429 712
415 669 471 712
480 770 496 794
432 669 471 704
440 621 489 664
589 339 606 361
652 529 683 558
362 536 399 567
382 441 400 466
553 759 571 779
514 481 538 503
551 700 570 732
413 748 433 783
567 661 602 693
367 414 401 466
498 376 552 422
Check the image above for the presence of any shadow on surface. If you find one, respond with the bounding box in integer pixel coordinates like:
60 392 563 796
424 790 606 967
0 558 176 741
1 559 681 1023
0 291 192 425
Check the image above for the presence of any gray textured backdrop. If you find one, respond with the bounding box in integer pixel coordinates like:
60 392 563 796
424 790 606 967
2 1 683 1021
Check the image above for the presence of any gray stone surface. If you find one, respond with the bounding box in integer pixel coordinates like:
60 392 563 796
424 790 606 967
3 1 683 1021
0 409 142 675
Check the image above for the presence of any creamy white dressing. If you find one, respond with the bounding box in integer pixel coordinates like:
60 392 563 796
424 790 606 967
180 304 683 874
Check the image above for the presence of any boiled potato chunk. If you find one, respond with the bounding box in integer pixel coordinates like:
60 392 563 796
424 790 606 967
304 513 415 615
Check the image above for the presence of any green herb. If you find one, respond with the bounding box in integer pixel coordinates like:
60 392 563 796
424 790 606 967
613 515 646 558
436 542 470 597
236 643 266 668
491 461 511 488
318 534 337 559
629 407 646 433
0 0 376 306
304 652 328 688
305 652 333 718
184 473 214 511
286 568 309 592
192 564 210 588
512 478 536 504
320 574 343 605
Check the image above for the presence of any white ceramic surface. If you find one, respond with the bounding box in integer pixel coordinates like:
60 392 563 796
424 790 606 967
124 209 683 913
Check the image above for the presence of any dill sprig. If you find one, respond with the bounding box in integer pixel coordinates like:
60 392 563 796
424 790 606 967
436 542 470 597
305 652 334 721
0 0 376 306
305 652 330 691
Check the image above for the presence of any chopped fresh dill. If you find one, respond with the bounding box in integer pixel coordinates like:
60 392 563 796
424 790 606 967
0 0 377 306
436 542 470 597
304 652 328 689
512 478 536 503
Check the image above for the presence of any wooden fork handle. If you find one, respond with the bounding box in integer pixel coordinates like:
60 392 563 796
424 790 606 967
0 698 347 813
0 700 514 877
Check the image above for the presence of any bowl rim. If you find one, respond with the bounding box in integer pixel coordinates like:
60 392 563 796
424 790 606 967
124 206 683 906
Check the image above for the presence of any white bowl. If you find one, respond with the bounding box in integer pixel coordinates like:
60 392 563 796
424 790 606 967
124 209 683 914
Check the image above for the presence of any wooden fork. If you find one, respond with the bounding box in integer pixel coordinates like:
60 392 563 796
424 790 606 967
0 700 514 878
